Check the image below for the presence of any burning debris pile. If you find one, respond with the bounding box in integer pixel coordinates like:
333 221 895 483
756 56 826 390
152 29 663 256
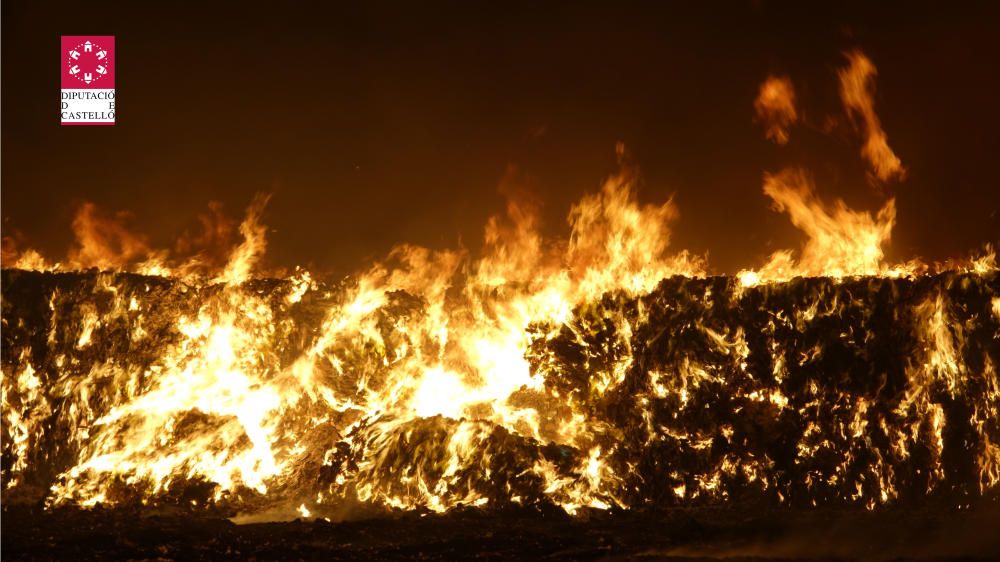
3 49 999 524
3 268 998 517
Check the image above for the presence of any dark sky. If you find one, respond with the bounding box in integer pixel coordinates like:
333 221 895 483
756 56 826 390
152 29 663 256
3 1 999 275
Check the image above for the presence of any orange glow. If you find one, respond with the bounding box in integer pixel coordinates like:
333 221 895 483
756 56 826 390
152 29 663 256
754 75 798 145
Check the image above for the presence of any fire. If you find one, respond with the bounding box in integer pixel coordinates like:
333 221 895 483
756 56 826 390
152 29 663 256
838 50 907 183
67 202 158 272
2 49 998 519
738 52 925 286
737 168 899 285
754 75 798 145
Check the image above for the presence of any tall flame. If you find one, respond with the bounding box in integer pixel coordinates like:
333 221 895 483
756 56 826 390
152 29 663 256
838 50 907 183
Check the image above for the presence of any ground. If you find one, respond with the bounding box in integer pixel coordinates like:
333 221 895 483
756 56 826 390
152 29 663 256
4 502 999 560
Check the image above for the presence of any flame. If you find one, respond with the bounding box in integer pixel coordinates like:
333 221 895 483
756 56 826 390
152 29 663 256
754 75 798 145
738 168 899 285
2 198 269 280
0 149 705 514
67 202 161 271
215 194 271 285
174 200 240 271
2 49 998 519
838 50 907 183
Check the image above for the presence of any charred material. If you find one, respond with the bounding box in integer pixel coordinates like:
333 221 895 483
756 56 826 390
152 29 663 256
2 269 998 516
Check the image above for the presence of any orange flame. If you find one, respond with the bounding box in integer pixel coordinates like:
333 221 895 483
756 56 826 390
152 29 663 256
738 168 898 285
754 75 798 145
67 202 158 271
838 50 907 183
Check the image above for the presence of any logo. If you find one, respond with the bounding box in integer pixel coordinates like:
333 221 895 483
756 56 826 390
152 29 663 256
61 36 115 126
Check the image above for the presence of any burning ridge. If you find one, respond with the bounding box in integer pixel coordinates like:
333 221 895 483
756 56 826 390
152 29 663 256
3 50 999 520
3 268 998 517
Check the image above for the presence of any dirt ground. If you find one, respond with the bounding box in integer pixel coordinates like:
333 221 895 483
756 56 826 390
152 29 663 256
4 502 999 561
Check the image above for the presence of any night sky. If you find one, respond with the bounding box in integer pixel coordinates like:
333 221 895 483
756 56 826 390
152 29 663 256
3 1 999 275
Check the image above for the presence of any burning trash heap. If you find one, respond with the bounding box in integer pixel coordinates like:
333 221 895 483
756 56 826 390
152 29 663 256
3 265 998 517
2 51 999 521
